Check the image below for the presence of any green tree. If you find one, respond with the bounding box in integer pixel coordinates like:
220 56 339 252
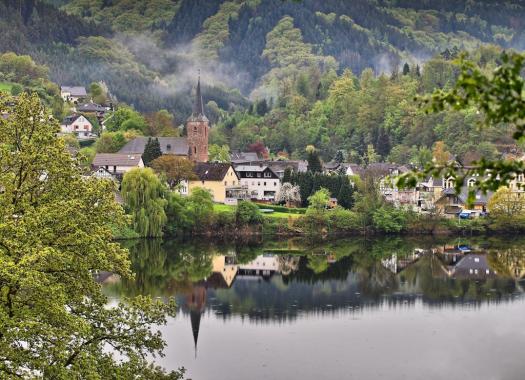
142 137 162 166
121 168 168 237
186 188 214 230
337 179 354 209
487 187 525 218
94 131 127 153
208 144 231 163
307 146 322 173
372 206 408 233
236 201 263 225
307 187 330 211
151 155 196 188
0 93 181 378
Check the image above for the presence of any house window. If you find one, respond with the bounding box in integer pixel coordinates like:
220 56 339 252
246 172 253 178
166 144 171 151
274 182 277 186
445 178 454 189
468 178 475 187
225 181 228 186
264 182 267 186
257 173 262 178
264 172 271 178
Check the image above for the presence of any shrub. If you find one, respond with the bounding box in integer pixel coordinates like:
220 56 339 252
236 201 263 225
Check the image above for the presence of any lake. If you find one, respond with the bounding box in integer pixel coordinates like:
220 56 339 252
102 237 525 380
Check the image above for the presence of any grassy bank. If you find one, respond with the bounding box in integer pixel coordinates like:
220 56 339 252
0 82 13 92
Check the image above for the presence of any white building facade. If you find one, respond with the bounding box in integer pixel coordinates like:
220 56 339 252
60 114 93 139
234 165 281 202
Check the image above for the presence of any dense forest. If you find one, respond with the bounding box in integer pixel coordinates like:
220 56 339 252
1 0 524 162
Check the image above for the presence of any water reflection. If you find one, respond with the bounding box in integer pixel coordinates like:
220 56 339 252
103 237 525 318
100 237 525 379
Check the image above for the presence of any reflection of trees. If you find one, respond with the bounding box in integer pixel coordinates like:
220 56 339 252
103 236 525 321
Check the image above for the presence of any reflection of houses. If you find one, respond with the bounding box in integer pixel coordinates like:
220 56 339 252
238 254 281 278
447 254 497 279
210 255 238 288
381 250 423 274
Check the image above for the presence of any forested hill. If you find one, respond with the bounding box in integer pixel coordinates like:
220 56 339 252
2 0 525 119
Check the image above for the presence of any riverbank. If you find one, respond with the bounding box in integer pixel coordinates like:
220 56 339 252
112 203 525 240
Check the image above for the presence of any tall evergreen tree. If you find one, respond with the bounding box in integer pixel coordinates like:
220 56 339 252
402 62 410 75
307 150 322 173
337 180 354 209
142 137 162 166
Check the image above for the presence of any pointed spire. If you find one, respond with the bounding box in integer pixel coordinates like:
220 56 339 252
190 309 202 358
193 70 205 117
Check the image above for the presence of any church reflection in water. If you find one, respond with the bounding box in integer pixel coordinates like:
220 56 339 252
98 236 525 354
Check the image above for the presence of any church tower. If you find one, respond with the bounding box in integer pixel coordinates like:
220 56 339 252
187 75 209 162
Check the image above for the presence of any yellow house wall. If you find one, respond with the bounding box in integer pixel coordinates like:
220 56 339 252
188 167 239 203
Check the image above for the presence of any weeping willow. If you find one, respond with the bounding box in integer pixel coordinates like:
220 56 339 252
121 168 168 237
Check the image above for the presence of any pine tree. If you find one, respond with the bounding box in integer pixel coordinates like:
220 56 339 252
307 150 322 173
334 150 345 163
337 179 354 209
415 64 421 77
402 62 410 75
283 167 292 183
142 137 162 166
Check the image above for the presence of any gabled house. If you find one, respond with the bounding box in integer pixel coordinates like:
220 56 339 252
60 86 87 103
234 164 281 202
92 153 144 176
189 162 246 203
60 114 93 139
434 187 491 216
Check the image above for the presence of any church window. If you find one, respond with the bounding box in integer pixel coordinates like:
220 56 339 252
194 147 197 154
224 181 227 186
194 126 197 132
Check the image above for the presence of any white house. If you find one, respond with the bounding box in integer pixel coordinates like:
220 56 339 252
92 153 144 175
60 86 87 103
234 165 281 202
60 114 93 139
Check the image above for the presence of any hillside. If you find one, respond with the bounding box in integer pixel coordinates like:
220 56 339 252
2 0 524 116
1 0 524 140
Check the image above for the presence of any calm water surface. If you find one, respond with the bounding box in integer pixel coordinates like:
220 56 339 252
102 237 525 380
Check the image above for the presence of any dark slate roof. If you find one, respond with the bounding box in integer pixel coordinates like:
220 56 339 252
452 254 496 279
230 151 261 163
62 114 81 124
92 153 142 167
194 162 233 181
264 160 308 174
61 86 87 97
77 102 106 113
118 137 189 156
366 163 409 177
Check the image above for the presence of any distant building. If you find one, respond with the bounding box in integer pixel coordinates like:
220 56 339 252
60 86 87 103
77 102 108 114
60 114 93 139
189 162 246 203
92 153 144 175
230 151 262 164
234 164 281 202
119 137 189 157
118 76 209 162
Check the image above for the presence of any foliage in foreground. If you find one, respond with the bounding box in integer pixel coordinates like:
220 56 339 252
0 93 182 378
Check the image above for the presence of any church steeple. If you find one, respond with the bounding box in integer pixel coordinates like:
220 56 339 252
193 73 205 118
186 73 209 162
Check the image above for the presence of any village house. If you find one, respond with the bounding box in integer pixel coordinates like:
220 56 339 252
230 151 262 164
60 86 87 103
92 153 144 176
234 164 281 202
188 162 246 203
60 114 93 139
